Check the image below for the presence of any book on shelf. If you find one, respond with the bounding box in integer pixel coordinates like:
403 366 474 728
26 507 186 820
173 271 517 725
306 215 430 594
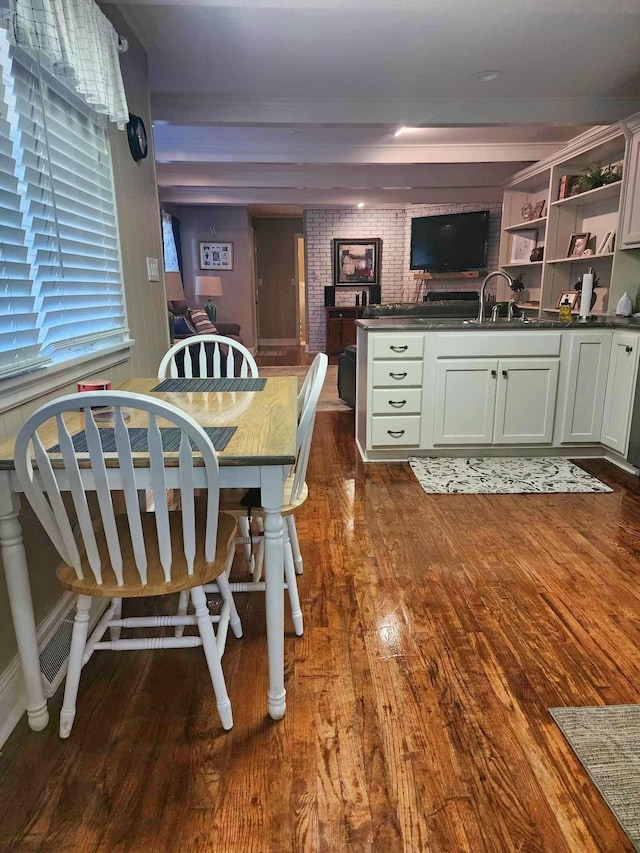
558 175 579 200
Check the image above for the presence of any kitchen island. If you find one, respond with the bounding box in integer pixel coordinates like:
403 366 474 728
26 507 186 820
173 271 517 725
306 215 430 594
355 316 640 467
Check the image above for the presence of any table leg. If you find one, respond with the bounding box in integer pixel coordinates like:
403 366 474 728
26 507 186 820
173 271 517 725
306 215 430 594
261 465 286 720
0 475 49 731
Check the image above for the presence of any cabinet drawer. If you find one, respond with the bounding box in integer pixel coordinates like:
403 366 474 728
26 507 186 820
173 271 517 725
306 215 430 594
372 334 424 360
372 388 422 415
437 332 561 358
372 361 423 387
370 416 421 446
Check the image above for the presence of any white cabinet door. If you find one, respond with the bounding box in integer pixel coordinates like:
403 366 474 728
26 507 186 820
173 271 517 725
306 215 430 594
560 332 612 443
494 358 559 444
601 333 640 455
620 132 640 248
433 359 497 445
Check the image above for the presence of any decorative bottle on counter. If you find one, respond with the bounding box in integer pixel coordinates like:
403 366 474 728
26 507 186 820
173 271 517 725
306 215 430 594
558 294 573 323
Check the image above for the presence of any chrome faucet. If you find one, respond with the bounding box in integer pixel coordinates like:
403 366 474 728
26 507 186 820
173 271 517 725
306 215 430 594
477 270 514 323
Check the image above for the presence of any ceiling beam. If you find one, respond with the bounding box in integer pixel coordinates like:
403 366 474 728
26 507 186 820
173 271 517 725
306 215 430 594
151 94 640 128
158 186 504 205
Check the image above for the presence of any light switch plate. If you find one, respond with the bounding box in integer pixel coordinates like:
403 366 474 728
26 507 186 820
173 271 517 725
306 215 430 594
146 257 159 282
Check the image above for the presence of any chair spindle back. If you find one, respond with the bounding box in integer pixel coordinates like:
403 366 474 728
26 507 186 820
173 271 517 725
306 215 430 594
14 391 222 588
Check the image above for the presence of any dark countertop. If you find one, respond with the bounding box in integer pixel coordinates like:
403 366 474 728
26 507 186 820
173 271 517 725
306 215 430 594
356 315 640 332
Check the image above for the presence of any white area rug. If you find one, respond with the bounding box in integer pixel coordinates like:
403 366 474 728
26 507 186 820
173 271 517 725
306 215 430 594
408 457 613 495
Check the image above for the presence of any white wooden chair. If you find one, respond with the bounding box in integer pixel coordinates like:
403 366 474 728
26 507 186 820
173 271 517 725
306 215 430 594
14 390 241 737
202 353 328 636
159 333 259 571
158 334 259 380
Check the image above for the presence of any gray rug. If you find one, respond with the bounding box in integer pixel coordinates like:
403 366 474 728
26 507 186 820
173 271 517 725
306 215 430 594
550 706 640 850
408 456 613 495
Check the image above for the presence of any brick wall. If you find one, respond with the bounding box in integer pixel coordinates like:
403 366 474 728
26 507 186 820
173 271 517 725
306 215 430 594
404 202 503 302
304 202 502 352
304 209 406 352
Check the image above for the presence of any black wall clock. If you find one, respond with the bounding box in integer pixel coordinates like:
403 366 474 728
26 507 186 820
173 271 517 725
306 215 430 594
126 113 148 161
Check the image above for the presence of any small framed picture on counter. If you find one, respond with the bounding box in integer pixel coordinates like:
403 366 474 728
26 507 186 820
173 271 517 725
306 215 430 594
556 290 578 310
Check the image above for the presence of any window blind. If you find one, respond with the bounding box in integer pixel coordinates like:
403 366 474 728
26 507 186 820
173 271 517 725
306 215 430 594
0 28 128 380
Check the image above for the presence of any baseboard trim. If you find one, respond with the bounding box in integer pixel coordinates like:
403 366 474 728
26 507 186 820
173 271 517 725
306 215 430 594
0 593 107 748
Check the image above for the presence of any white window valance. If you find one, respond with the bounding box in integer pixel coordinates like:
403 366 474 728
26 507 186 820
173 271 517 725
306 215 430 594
8 0 129 127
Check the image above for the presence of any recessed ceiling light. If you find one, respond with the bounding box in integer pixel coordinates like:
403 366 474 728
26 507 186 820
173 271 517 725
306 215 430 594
357 202 365 208
473 70 502 82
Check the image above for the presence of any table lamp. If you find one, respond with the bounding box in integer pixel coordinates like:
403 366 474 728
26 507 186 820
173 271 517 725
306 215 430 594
164 270 185 302
195 275 223 323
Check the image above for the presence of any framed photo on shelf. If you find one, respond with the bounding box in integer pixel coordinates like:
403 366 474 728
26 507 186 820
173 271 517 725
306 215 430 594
333 238 381 285
510 230 537 263
596 230 616 254
531 200 546 220
567 232 590 258
199 241 233 271
556 290 578 310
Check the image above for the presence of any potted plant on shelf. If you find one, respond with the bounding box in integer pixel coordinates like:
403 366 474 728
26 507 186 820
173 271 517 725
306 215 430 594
573 162 623 195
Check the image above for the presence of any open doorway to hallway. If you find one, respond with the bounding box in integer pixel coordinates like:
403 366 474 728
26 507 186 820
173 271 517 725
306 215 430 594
253 216 305 356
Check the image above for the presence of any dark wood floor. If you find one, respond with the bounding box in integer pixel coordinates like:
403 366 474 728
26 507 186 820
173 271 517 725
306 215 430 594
1 353 640 850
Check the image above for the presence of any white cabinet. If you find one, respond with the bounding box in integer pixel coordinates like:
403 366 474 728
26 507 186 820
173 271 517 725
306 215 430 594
620 126 640 248
601 332 640 455
494 358 559 444
433 356 559 446
367 332 424 449
433 359 497 445
560 332 612 443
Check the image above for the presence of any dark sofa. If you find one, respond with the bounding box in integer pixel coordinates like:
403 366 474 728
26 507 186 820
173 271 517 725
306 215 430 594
167 299 245 377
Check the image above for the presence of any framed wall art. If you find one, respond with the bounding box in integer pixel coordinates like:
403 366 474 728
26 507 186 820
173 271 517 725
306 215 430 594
510 230 537 264
199 241 233 271
333 238 381 285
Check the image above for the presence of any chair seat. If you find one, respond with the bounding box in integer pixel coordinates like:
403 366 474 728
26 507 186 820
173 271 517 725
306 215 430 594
57 510 237 598
220 477 308 517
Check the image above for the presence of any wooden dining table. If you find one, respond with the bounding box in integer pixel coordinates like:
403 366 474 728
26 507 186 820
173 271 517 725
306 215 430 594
0 376 298 731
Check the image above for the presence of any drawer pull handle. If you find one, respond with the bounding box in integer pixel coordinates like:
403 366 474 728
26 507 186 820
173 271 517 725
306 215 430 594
491 370 497 378
389 372 407 380
502 369 508 378
387 429 405 438
390 345 408 352
626 345 634 353
389 400 406 408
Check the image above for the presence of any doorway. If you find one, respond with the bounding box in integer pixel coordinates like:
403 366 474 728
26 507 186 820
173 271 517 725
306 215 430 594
295 234 307 346
253 216 304 349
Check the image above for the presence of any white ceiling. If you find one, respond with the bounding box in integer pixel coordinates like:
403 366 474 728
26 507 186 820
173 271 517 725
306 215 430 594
109 0 640 211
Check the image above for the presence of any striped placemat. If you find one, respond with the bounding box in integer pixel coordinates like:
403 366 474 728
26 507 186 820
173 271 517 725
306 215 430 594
49 426 237 454
152 377 266 392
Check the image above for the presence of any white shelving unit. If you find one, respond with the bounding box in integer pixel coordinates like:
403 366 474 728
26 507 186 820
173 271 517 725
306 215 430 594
499 123 640 317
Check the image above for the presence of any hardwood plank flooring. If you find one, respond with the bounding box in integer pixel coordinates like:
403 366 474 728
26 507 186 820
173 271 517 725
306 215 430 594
1 409 640 851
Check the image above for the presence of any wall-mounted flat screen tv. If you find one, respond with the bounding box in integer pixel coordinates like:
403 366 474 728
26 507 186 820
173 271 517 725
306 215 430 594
409 210 489 272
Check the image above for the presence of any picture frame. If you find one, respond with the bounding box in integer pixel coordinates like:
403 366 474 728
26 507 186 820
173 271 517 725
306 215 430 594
333 238 382 285
567 232 590 258
199 241 233 271
596 230 616 254
510 230 537 264
531 199 546 220
556 290 578 310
